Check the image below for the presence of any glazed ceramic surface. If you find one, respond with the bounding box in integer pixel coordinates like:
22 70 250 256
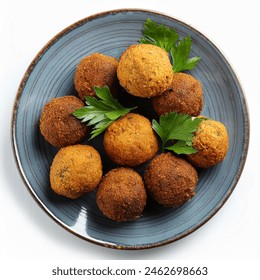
12 9 249 249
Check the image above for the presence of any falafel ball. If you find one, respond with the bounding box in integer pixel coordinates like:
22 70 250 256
152 72 203 116
50 144 102 199
40 96 89 147
144 153 198 207
103 113 158 167
186 118 229 168
96 168 147 222
74 53 119 100
117 44 173 98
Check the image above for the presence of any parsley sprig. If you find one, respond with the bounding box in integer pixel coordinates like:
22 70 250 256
140 18 179 52
140 18 201 73
152 112 202 154
73 86 137 139
171 36 201 73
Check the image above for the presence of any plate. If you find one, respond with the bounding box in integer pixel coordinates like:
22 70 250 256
12 9 249 249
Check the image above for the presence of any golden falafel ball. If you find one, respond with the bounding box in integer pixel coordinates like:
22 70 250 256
152 72 203 116
117 44 173 98
103 113 158 167
144 153 198 207
50 144 102 199
74 53 119 100
186 118 229 168
40 96 89 147
96 168 147 222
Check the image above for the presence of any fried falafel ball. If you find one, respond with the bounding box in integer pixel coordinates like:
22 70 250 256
103 113 158 167
152 72 203 116
186 118 229 168
40 96 89 147
50 144 102 199
117 44 173 98
74 53 119 100
144 153 198 207
96 168 147 222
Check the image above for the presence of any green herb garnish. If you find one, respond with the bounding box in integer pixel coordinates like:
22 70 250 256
73 86 137 139
139 18 179 52
171 36 201 73
140 18 201 73
152 112 202 154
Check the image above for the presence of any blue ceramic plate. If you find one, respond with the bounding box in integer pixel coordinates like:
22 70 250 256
12 9 249 249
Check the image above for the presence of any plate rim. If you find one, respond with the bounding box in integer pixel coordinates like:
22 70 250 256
11 8 250 250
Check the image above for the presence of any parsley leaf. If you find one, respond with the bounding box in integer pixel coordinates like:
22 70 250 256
170 36 201 73
140 19 201 72
140 18 179 52
166 140 198 155
152 112 202 154
73 86 137 139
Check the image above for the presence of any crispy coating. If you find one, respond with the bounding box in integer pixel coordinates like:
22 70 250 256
187 118 229 168
74 53 119 99
96 168 147 222
40 96 88 147
50 144 102 199
117 44 173 98
144 153 198 207
103 113 158 166
152 72 203 116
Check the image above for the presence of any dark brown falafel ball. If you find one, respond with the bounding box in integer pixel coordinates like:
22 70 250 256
74 53 119 100
96 168 147 222
117 44 173 98
50 144 102 199
187 118 229 168
40 96 88 147
152 72 203 116
144 153 198 207
103 113 158 167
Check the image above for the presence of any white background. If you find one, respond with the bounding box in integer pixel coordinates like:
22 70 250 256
1 0 260 278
